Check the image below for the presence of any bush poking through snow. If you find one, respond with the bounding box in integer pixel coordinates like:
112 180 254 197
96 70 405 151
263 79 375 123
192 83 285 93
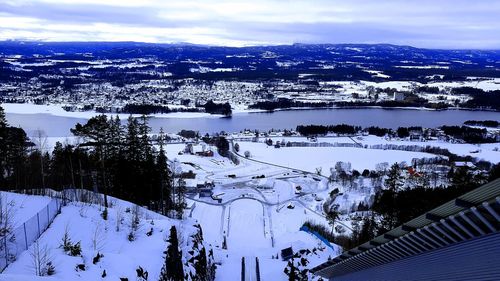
136 266 149 281
92 252 104 264
222 236 227 250
146 227 153 236
46 262 56 276
69 242 82 256
61 226 72 252
101 207 108 220
127 231 135 242
60 227 82 256
75 263 86 272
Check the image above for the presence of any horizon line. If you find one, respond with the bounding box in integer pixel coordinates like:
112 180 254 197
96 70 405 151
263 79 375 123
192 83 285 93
2 39 500 52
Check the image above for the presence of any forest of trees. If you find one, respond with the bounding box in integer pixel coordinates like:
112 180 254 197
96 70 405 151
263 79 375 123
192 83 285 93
201 100 232 116
121 104 200 115
441 125 493 143
0 105 186 218
346 162 500 249
464 120 499 128
296 124 361 136
249 98 335 111
453 87 500 110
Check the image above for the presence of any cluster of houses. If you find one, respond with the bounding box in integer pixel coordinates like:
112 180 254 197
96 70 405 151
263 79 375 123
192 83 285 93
182 143 214 157
184 178 215 197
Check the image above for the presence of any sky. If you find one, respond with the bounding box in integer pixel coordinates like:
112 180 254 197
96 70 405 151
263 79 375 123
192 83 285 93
1 0 500 49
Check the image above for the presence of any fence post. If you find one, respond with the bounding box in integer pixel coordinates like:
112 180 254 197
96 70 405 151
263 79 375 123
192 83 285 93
23 223 28 251
4 236 7 269
47 204 50 224
37 213 41 236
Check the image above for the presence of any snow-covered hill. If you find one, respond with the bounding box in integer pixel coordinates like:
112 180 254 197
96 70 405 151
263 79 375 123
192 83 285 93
0 191 215 281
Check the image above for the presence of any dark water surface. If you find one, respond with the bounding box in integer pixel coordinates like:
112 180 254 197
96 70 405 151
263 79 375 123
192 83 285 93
6 108 500 137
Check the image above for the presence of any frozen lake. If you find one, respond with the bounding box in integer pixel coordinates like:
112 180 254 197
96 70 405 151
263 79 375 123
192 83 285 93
5 108 500 137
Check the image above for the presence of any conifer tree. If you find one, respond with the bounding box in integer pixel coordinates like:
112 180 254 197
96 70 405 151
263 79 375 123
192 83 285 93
157 128 171 215
159 226 184 281
0 105 6 129
385 163 404 192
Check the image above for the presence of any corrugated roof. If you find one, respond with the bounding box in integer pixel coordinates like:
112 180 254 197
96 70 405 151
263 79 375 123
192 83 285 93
312 178 500 276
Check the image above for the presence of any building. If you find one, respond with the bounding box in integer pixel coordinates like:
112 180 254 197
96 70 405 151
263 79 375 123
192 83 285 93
199 188 213 198
393 92 406 101
311 179 500 281
281 247 294 261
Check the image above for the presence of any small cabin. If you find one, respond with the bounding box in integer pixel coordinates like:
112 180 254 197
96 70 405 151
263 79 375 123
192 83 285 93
199 188 213 198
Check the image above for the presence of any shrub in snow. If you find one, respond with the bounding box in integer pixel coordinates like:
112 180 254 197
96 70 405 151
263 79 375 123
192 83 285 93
222 236 227 250
61 228 71 252
146 228 153 236
102 270 107 278
244 150 251 158
61 226 82 256
283 257 308 281
69 242 82 256
92 252 104 264
127 231 135 242
46 261 56 276
75 263 85 272
101 207 108 220
136 266 149 281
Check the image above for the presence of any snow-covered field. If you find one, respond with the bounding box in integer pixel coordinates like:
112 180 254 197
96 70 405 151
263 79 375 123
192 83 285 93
0 192 52 228
238 142 436 172
355 135 500 164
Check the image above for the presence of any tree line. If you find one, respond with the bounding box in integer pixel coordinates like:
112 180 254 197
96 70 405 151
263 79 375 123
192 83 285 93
0 105 185 218
347 162 500 249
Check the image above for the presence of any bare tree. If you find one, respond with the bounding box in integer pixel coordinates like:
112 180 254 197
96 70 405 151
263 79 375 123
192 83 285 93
30 241 54 276
91 222 106 252
0 193 15 237
116 206 124 232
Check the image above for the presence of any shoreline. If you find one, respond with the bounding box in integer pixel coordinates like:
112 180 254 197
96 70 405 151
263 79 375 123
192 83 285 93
2 102 499 120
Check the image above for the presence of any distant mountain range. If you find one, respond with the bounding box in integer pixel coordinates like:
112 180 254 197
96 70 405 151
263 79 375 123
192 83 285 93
1 41 499 82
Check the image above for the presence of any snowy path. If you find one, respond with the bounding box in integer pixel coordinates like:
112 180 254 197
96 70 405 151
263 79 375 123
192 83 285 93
189 192 353 232
227 200 270 254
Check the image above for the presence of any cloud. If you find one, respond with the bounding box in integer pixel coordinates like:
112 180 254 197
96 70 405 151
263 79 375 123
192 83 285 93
0 0 499 48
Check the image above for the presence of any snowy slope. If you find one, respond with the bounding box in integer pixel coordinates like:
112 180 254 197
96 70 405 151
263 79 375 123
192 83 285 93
1 192 212 281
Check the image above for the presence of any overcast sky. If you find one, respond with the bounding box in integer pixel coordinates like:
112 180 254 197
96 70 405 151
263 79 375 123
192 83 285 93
1 0 500 49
